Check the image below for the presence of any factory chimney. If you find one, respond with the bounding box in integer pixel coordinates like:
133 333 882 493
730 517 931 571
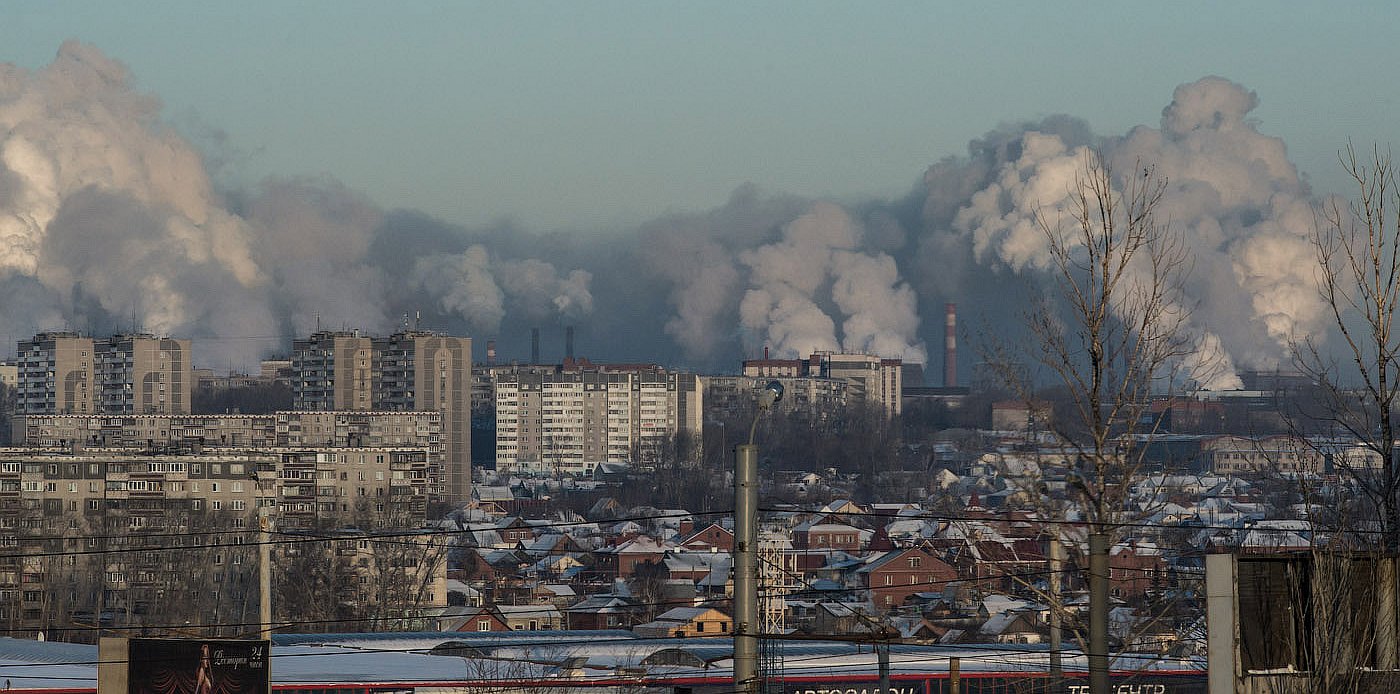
565 326 575 360
486 340 497 365
531 328 541 364
944 303 957 388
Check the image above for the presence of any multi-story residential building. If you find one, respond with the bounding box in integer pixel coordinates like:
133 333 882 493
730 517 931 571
16 332 95 415
94 334 191 415
0 361 17 390
9 411 446 501
371 332 471 502
290 330 472 502
0 444 440 634
492 362 703 475
741 351 903 417
16 333 192 417
702 375 849 419
292 331 375 411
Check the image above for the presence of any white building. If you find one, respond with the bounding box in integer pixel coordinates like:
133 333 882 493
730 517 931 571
493 365 702 475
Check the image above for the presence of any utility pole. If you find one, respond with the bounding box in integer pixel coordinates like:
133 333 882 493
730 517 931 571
1088 532 1110 694
1049 535 1063 690
259 507 273 640
734 381 783 694
877 641 889 694
733 443 759 694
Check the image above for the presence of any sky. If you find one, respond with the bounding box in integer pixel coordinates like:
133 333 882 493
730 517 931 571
4 2 1395 232
0 2 1397 381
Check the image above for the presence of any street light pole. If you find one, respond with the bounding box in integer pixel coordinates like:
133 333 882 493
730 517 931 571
734 381 782 694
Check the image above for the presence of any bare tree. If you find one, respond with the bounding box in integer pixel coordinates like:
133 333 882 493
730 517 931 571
990 150 1197 693
1293 143 1400 676
1302 144 1400 551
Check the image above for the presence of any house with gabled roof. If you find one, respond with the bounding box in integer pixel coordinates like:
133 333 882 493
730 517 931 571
858 546 959 610
678 523 734 552
436 605 510 632
566 593 645 630
633 606 732 638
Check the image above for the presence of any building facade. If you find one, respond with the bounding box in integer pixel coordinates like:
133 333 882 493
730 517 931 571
17 333 191 416
291 330 472 502
492 364 703 475
292 331 375 411
0 444 442 635
741 351 903 417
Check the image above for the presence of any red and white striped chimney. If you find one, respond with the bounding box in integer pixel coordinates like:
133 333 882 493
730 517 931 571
944 302 957 388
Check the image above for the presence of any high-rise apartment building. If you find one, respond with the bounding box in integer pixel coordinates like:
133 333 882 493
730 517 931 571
16 332 95 415
372 331 471 501
291 331 375 411
95 334 192 414
493 363 703 475
16 333 194 416
290 330 472 502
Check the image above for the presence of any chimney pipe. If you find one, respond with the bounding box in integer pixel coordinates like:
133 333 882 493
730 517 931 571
566 326 575 360
944 302 957 388
531 328 541 364
486 340 497 366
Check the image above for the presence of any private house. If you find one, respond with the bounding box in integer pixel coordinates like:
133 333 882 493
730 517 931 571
859 547 959 610
632 606 732 638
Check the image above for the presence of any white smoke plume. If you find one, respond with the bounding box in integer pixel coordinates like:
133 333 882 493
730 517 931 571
739 202 927 361
0 43 590 367
412 245 594 335
942 76 1326 387
413 245 506 332
0 44 1361 384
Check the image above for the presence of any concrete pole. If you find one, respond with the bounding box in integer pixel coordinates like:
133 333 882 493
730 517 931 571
878 641 890 694
1049 535 1063 689
259 507 273 641
1378 557 1398 670
1088 532 1110 694
948 657 960 694
733 443 759 694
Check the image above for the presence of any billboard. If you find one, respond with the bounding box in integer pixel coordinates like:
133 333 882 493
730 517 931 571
126 639 269 694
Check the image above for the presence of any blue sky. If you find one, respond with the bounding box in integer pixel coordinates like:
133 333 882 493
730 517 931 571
4 1 1396 231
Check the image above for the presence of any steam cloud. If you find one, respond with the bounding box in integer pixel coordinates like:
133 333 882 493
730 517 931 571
0 44 1346 386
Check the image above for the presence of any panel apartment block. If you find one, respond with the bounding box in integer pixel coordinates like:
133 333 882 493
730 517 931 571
742 351 903 417
16 333 192 416
493 366 702 475
290 330 472 502
292 331 374 411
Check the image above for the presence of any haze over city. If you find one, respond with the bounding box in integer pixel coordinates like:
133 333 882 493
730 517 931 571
2 3 1398 385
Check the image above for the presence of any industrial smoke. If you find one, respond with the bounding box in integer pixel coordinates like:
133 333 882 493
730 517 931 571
0 45 1342 385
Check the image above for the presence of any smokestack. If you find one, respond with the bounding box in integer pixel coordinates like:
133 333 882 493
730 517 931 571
944 302 957 388
486 340 497 366
531 328 540 364
565 326 575 360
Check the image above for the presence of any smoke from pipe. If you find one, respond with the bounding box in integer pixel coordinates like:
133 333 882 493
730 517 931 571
0 46 1345 386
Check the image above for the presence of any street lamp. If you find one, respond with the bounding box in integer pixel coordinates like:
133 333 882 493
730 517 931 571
734 380 782 694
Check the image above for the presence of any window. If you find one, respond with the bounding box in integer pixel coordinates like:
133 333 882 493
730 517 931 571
478 620 491 631
909 556 922 568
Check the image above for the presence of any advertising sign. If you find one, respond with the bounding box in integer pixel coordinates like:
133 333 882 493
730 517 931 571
127 639 270 694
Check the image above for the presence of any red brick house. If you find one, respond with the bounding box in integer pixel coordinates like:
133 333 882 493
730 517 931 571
679 523 734 552
1109 543 1168 599
859 546 959 610
793 522 864 551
